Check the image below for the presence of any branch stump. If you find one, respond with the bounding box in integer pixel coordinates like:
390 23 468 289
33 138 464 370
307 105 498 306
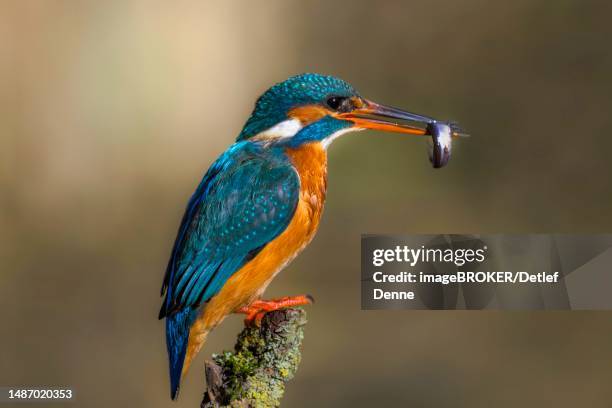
201 308 307 408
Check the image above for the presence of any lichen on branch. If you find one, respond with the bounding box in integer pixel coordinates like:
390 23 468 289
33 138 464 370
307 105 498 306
201 308 307 408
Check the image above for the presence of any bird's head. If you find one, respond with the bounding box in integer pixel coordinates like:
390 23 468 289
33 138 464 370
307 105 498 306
237 73 444 148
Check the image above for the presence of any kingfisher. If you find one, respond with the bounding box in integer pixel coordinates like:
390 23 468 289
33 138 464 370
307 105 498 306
159 73 458 399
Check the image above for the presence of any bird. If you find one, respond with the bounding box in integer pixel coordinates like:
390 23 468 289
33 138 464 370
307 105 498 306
159 73 449 399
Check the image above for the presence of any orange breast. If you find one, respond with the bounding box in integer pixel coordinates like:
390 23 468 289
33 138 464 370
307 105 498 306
182 142 328 378
197 142 328 329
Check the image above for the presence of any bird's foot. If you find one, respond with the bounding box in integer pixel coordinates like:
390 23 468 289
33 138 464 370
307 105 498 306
236 295 314 327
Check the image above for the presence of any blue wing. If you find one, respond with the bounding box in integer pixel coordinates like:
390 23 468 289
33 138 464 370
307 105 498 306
159 141 299 319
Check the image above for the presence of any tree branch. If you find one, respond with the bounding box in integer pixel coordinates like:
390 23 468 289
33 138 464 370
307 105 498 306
201 308 307 408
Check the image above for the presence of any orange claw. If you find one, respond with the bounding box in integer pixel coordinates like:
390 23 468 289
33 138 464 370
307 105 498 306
236 295 314 326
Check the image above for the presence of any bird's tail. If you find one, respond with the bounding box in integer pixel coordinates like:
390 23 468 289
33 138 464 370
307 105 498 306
166 308 199 400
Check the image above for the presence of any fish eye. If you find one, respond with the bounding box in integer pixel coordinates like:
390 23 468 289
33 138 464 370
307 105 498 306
326 96 353 112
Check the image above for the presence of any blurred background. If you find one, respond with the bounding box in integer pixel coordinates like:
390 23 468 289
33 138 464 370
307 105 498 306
2 1 612 407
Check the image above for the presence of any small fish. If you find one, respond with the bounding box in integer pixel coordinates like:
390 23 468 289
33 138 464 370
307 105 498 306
426 122 453 168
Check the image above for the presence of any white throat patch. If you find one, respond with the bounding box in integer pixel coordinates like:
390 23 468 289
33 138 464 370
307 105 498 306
253 119 363 149
321 127 364 149
253 119 303 140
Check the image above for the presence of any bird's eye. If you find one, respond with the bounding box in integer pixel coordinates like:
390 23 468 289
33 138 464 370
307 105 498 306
326 96 352 112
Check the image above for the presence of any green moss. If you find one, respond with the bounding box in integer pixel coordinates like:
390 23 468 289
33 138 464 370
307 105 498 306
202 308 308 408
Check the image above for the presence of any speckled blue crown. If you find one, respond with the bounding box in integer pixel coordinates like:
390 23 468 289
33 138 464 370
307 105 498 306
238 73 357 141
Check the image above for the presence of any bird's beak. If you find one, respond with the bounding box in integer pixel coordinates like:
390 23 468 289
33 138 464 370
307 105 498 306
337 99 436 136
